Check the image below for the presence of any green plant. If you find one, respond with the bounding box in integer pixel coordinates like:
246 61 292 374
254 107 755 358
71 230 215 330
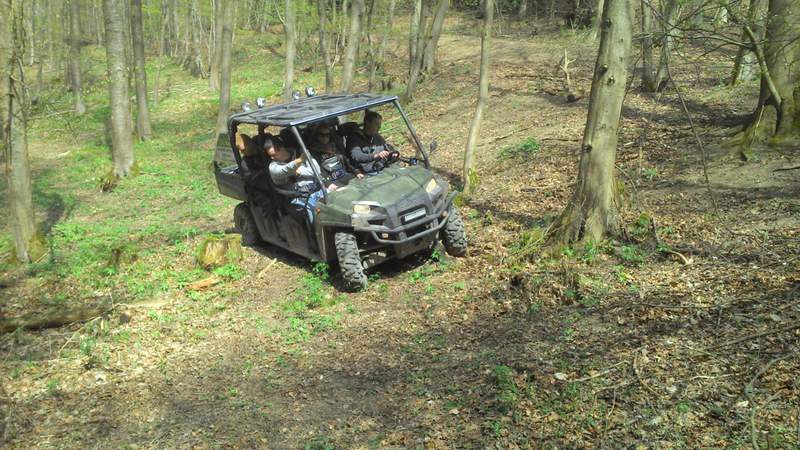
46 378 61 396
641 167 658 181
213 263 246 281
492 365 518 413
499 137 541 159
619 244 645 265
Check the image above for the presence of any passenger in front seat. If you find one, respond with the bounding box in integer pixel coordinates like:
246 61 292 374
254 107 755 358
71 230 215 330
309 122 364 188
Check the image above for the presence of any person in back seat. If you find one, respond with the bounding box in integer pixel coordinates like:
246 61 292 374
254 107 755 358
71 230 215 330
236 131 272 198
309 122 364 188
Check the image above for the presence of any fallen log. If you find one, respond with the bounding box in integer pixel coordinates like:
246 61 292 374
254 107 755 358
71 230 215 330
0 297 113 334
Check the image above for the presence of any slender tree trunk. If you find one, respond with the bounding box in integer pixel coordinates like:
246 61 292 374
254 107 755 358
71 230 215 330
282 0 295 99
187 0 204 77
26 0 35 66
730 0 765 86
153 9 167 108
68 0 86 115
370 0 395 90
408 0 421 77
549 0 634 244
591 0 604 40
405 1 428 100
46 0 55 67
365 0 377 91
215 0 233 136
130 0 151 140
0 0 10 145
640 0 656 91
209 0 222 90
518 0 527 18
341 0 363 93
103 0 135 177
317 0 334 92
651 0 679 92
462 0 493 196
6 0 39 263
422 0 449 73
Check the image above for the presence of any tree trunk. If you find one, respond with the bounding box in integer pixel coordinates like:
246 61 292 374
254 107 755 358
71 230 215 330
153 9 167 108
549 0 633 244
462 0 493 196
749 0 800 139
404 1 428 100
651 0 679 92
408 0 421 77
282 0 295 99
340 0 363 93
103 0 135 177
209 0 222 91
130 0 151 140
6 0 39 263
371 0 396 88
0 0 10 145
68 0 86 115
518 0 527 18
591 0 605 40
46 0 55 68
730 0 766 86
640 0 656 91
215 0 233 137
422 0 449 73
317 0 334 92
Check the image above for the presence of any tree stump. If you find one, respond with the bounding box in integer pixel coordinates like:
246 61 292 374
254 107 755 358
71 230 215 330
196 234 243 269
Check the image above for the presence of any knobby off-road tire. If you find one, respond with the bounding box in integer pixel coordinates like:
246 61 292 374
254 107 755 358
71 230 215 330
442 205 467 257
334 232 367 292
234 203 262 247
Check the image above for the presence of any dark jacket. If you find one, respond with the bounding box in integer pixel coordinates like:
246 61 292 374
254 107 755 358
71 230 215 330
347 129 389 174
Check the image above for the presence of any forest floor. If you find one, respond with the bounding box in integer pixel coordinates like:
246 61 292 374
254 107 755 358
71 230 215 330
2 15 799 449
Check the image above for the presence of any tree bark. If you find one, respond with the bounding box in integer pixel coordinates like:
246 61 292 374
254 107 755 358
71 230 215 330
549 0 633 244
0 0 10 145
6 0 38 263
68 0 87 115
317 0 334 92
130 0 151 140
651 0 679 92
730 0 765 87
757 0 799 138
282 0 295 99
340 0 363 93
462 0 493 196
372 0 396 87
103 0 135 177
215 0 233 137
422 0 449 73
518 0 527 18
405 1 429 100
408 0 421 77
640 0 656 91
209 0 222 91
591 0 605 40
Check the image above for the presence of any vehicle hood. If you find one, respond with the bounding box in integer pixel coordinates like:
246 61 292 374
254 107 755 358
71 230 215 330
326 166 437 208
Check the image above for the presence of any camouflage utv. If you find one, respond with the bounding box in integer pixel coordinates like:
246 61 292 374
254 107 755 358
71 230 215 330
213 93 467 291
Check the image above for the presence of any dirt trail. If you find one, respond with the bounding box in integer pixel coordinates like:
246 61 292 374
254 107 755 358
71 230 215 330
3 24 800 449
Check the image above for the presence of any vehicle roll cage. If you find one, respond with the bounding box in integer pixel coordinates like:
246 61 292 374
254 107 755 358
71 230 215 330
226 95 430 204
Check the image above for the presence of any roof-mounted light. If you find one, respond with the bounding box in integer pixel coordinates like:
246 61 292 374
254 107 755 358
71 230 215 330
241 102 252 112
256 97 266 108
292 90 301 101
305 86 317 97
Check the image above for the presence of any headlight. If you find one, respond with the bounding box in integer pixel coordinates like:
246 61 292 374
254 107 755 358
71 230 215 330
425 178 438 194
353 204 372 215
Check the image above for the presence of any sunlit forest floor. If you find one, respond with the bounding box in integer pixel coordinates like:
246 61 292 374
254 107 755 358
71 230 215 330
2 15 799 449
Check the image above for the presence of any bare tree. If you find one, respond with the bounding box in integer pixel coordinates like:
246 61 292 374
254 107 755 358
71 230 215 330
130 0 151 140
317 0 334 91
462 0 493 196
215 0 233 137
0 0 10 144
739 0 799 141
282 0 295 99
103 0 135 177
209 0 222 91
422 0 450 73
408 0 421 77
68 0 86 115
341 0 363 93
405 1 429 100
549 0 634 243
730 0 766 86
5 0 39 262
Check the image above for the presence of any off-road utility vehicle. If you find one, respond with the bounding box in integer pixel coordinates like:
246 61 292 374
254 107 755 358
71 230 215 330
213 93 467 290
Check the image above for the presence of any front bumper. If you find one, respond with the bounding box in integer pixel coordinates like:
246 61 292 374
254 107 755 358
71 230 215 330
351 193 454 245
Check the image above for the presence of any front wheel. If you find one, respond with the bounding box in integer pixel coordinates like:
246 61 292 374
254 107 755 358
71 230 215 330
442 205 467 257
334 232 367 292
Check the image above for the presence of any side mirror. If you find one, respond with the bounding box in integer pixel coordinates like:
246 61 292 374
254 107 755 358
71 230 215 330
429 140 438 154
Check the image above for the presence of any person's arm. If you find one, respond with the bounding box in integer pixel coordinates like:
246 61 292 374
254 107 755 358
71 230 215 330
350 145 376 163
269 160 299 186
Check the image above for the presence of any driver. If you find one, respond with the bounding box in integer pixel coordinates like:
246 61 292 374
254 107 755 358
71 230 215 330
268 137 336 225
310 122 364 187
347 110 398 176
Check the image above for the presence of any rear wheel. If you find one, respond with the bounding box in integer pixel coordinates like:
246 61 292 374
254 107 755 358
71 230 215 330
334 232 367 292
234 203 262 247
442 205 467 257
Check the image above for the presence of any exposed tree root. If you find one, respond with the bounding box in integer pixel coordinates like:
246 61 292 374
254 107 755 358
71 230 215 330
0 297 113 334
